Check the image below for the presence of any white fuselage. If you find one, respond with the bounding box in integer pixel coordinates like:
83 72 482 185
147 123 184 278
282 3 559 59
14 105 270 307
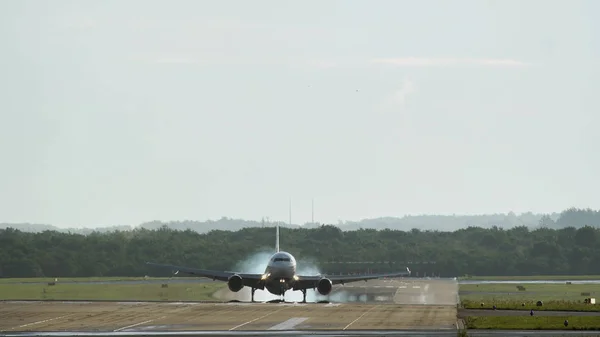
263 251 297 295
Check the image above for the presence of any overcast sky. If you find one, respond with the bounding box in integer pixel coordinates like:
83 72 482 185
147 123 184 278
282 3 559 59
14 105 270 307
1 0 599 228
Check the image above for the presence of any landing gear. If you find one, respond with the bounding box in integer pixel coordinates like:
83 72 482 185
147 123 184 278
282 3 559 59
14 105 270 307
301 289 307 303
251 288 256 302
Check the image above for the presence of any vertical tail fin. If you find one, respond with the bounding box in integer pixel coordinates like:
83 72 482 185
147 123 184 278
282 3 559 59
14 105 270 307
276 197 290 253
275 223 280 252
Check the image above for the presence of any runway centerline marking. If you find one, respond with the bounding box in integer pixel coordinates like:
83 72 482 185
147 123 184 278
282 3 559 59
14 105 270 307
343 305 380 330
112 303 197 332
228 306 289 331
393 283 406 303
267 317 308 330
114 316 167 332
4 313 77 331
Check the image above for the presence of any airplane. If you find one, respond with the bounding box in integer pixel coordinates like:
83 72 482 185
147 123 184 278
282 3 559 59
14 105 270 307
146 223 411 303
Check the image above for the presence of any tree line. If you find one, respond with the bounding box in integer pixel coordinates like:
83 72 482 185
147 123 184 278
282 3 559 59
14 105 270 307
1 221 599 278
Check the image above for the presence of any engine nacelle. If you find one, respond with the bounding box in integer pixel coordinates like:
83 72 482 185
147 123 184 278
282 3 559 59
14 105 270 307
317 277 333 295
227 274 244 292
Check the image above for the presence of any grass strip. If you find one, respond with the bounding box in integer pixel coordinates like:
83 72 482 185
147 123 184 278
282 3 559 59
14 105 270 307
0 282 226 301
465 316 600 330
460 275 600 281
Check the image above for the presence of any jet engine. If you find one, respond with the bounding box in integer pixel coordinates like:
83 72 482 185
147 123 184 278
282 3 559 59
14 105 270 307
227 274 244 292
316 277 333 295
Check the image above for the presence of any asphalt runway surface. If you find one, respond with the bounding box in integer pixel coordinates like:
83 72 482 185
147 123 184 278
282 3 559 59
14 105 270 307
2 278 600 337
3 331 600 337
213 277 459 305
0 279 459 332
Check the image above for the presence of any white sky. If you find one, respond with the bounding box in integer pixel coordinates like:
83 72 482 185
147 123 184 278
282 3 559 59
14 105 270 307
1 0 599 228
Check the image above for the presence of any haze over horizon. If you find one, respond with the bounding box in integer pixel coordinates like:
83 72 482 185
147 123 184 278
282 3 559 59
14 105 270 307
0 209 566 230
1 0 599 229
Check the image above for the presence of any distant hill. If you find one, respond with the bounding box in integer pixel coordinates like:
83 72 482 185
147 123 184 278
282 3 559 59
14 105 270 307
4 207 599 234
138 217 304 232
339 212 559 231
6 208 599 234
0 223 134 235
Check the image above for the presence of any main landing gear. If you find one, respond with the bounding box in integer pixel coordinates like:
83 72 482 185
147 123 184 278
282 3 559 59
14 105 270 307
249 287 307 303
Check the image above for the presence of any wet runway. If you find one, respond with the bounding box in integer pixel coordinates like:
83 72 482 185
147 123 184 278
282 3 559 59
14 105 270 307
3 278 599 337
3 329 600 337
0 279 459 332
213 278 458 305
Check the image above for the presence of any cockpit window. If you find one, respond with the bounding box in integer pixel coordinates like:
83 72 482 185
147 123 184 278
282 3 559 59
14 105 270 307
273 258 291 262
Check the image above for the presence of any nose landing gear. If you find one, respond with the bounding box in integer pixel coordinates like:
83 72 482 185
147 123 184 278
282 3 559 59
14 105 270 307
279 278 287 302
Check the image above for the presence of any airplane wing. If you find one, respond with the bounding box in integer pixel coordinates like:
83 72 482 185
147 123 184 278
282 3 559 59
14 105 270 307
145 262 265 289
292 268 411 291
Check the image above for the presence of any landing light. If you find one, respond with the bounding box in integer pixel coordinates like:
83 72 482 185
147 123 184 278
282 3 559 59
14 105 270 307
293 275 299 281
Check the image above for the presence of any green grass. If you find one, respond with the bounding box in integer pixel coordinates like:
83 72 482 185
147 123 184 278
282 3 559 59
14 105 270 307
462 299 599 312
460 283 599 312
0 277 183 284
461 282 598 293
465 316 600 330
460 283 598 301
0 281 227 301
459 275 600 281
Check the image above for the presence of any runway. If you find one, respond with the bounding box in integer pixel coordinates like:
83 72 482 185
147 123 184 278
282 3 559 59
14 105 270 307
2 279 599 337
0 279 458 332
3 330 600 337
213 278 459 305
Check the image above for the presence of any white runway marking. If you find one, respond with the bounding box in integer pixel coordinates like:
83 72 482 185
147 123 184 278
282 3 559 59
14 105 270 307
268 317 308 330
345 285 402 289
343 305 380 330
225 302 305 306
5 314 76 331
374 296 391 301
229 306 289 331
113 302 197 332
114 316 166 332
